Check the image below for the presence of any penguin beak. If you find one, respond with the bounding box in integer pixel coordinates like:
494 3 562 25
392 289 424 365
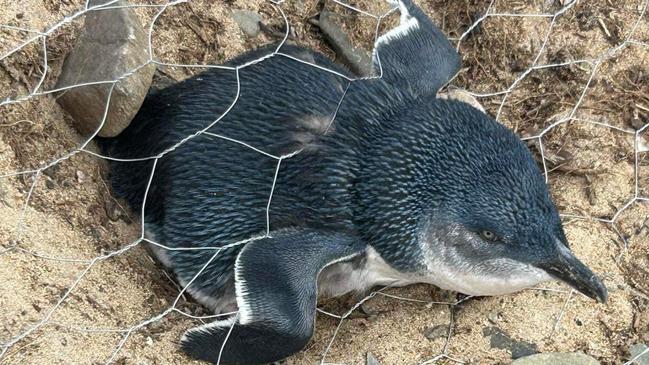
536 239 608 303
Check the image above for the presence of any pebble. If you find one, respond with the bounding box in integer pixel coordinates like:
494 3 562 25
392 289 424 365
511 352 600 365
315 11 373 76
366 352 381 365
630 344 649 365
232 10 262 38
488 311 500 324
483 326 538 359
423 324 448 341
104 199 121 222
56 0 155 137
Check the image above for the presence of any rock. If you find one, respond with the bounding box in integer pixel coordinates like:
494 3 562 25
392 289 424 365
150 68 178 92
315 11 373 76
232 10 261 38
483 326 538 359
423 324 448 341
639 136 649 153
511 341 538 359
104 199 121 222
366 352 381 365
511 352 600 365
76 170 86 184
483 326 513 349
630 344 649 365
42 164 59 179
56 0 155 137
488 311 500 324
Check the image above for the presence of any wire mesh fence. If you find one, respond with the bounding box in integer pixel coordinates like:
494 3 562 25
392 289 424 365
0 0 648 364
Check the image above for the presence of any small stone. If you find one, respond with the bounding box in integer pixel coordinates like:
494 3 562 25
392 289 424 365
511 341 538 359
366 352 381 365
511 352 600 365
483 326 537 359
45 178 56 189
423 324 448 340
42 164 59 179
316 11 373 76
76 170 86 184
56 0 155 137
104 199 121 222
145 336 154 346
488 311 500 324
630 344 649 365
232 10 262 38
483 326 513 350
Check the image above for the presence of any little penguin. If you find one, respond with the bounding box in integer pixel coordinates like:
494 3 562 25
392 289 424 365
98 1 608 364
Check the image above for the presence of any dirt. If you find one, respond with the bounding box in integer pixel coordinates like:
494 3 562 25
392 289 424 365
0 0 648 364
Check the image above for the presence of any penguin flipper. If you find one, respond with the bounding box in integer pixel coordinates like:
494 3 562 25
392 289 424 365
181 228 362 365
373 0 460 97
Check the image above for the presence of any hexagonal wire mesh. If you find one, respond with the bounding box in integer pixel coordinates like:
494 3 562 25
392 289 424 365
0 0 647 364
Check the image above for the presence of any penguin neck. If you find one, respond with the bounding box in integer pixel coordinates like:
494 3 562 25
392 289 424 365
352 109 436 273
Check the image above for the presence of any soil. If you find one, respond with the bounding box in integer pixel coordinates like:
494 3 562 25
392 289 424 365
0 0 648 364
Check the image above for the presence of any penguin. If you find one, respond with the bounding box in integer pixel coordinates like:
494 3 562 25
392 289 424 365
98 1 608 364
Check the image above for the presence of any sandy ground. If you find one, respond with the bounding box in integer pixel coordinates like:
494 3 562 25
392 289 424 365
0 0 648 364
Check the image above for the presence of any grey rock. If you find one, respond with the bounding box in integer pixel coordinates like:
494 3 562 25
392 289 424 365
483 326 538 359
511 341 538 359
366 352 381 365
56 0 155 137
630 344 649 365
316 11 373 76
232 10 261 38
487 311 500 324
104 199 121 222
483 326 512 349
150 68 178 92
510 352 600 365
423 324 448 341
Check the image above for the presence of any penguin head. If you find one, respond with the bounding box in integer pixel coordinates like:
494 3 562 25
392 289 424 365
418 173 609 303
411 101 608 302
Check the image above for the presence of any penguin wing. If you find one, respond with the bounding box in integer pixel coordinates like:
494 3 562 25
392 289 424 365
181 228 363 364
373 0 460 97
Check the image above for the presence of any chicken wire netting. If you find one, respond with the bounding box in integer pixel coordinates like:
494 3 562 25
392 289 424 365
0 0 648 364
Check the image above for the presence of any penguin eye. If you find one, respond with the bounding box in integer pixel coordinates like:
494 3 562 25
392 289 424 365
480 230 497 241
